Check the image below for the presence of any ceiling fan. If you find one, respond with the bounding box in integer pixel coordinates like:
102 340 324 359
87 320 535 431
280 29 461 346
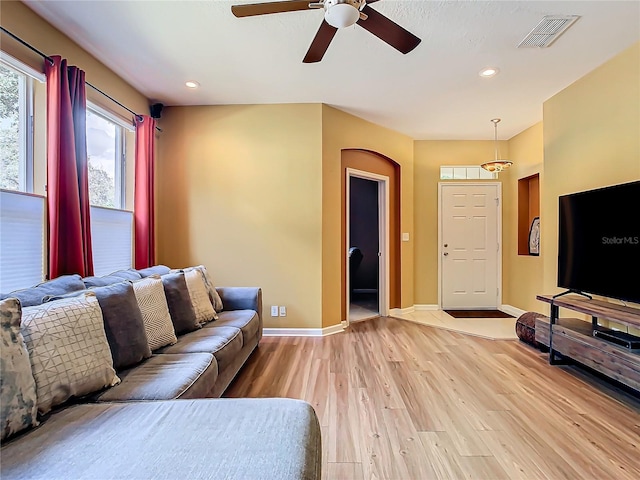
231 0 421 63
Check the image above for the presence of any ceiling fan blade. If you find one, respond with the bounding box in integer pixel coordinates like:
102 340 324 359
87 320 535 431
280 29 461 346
231 1 312 18
357 4 421 54
303 20 338 63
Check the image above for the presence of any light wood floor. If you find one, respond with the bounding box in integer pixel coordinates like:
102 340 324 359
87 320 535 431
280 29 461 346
224 317 640 480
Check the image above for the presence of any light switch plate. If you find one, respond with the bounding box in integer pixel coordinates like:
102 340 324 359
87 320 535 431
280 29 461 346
279 306 287 317
270 306 279 317
402 232 410 242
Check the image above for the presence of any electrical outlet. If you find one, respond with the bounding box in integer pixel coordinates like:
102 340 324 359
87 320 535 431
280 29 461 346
270 306 279 317
279 306 286 317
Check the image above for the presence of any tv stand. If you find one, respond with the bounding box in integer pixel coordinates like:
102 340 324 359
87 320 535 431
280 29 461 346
536 294 640 393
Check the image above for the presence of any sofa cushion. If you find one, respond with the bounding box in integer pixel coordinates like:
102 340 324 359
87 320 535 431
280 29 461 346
0 298 38 441
136 265 171 278
0 398 322 480
131 276 177 351
183 268 216 325
21 293 120 414
91 282 152 371
207 310 260 343
160 272 199 335
159 326 243 372
0 274 86 307
93 353 217 402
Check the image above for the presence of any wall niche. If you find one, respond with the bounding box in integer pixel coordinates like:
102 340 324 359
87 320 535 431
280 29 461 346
518 173 540 255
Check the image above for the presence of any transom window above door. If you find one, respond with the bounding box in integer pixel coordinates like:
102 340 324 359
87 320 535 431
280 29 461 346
440 166 496 180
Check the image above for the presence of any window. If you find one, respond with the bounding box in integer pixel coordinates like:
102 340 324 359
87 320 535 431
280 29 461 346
87 107 125 208
90 207 133 276
440 165 496 180
0 58 33 192
0 54 45 291
0 191 45 292
86 104 134 275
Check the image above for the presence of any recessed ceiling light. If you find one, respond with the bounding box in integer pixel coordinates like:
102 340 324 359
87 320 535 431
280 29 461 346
185 81 200 89
479 67 499 78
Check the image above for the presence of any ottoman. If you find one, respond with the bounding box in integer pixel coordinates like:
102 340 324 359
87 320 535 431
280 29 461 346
515 311 545 349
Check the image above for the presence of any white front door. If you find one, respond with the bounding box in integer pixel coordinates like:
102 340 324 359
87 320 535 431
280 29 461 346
439 183 501 309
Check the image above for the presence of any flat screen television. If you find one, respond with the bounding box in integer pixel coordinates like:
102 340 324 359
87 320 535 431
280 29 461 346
557 180 640 303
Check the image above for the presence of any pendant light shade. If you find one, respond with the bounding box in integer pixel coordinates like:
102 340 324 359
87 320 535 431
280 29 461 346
481 118 513 173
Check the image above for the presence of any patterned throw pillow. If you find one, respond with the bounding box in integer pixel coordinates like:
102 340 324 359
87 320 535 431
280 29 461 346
183 269 216 325
1 298 38 441
131 276 177 351
21 293 120 415
184 265 223 314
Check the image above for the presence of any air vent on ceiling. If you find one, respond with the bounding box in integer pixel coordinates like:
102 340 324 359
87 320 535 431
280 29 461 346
517 15 580 48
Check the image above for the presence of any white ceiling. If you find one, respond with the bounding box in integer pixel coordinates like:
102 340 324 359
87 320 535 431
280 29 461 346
23 0 640 140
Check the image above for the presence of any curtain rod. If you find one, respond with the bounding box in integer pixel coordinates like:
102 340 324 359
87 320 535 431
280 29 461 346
1 26 161 132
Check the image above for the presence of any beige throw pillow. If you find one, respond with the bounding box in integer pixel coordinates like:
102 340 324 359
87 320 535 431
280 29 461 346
131 276 177 351
194 265 223 313
183 269 216 325
21 293 120 415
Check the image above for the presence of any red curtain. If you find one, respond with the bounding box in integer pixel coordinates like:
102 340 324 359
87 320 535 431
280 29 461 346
134 115 156 269
45 56 93 279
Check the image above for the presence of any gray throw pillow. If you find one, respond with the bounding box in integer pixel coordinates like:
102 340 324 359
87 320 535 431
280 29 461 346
137 265 171 278
160 272 200 335
91 282 152 371
0 274 86 307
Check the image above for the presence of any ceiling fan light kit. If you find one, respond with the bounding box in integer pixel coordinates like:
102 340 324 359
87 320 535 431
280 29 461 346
324 1 361 29
231 0 421 63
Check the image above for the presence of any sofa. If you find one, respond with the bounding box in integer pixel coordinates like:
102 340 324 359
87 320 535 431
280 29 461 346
0 265 322 480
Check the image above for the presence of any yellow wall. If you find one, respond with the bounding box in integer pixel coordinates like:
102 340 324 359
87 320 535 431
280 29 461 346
503 123 544 312
156 104 324 329
412 140 509 305
542 42 640 298
321 105 414 327
542 42 640 333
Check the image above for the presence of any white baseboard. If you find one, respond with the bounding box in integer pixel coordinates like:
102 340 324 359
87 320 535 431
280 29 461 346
389 304 438 316
263 324 344 337
500 304 526 318
415 304 439 311
389 306 415 316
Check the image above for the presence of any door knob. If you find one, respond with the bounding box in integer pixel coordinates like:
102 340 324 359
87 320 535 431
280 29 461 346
444 252 449 256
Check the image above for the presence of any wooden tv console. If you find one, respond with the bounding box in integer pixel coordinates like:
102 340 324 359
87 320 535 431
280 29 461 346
536 294 640 392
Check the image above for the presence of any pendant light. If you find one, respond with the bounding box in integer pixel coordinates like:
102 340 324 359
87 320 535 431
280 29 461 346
481 118 513 173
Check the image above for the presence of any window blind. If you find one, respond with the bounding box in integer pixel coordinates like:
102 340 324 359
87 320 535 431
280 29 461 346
0 190 45 292
90 206 133 276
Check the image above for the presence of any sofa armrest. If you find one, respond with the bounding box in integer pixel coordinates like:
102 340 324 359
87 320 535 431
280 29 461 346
216 287 262 323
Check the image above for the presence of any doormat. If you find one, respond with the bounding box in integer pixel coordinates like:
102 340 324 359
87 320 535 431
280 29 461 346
444 310 515 319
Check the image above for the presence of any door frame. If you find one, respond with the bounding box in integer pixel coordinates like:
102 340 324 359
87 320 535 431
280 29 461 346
437 182 503 310
345 168 390 326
